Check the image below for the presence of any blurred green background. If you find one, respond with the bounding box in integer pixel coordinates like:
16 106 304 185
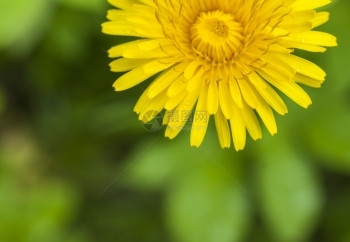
0 0 349 242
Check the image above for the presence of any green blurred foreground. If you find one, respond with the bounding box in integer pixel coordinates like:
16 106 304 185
1 0 350 242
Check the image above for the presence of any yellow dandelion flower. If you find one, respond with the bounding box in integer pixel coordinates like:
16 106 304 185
102 0 337 150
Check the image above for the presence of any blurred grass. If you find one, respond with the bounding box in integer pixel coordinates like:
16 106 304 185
0 1 350 242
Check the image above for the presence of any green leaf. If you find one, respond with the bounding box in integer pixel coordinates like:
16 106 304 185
125 132 213 189
255 138 323 242
165 158 250 242
0 0 52 54
125 128 237 189
57 0 105 13
321 0 350 93
124 136 180 189
0 180 78 242
125 129 251 242
0 87 4 115
305 104 350 172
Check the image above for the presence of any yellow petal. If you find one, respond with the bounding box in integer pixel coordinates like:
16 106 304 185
259 69 312 108
123 39 178 58
214 108 231 148
292 0 331 11
260 53 296 78
248 72 288 115
113 60 173 91
184 61 201 80
278 54 326 80
107 9 128 21
147 63 186 98
255 97 277 135
164 90 187 110
230 105 246 151
102 21 141 37
207 81 219 114
241 102 262 140
290 31 337 47
293 72 324 88
219 81 234 119
165 88 201 139
138 0 155 7
229 77 243 108
190 85 210 147
143 59 174 74
108 0 136 9
279 10 314 32
134 87 152 113
109 58 151 72
163 110 170 125
167 76 186 97
108 39 150 58
279 39 327 52
187 69 205 91
311 12 329 28
237 77 258 109
139 92 167 122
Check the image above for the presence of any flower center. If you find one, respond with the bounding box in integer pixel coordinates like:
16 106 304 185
199 18 229 39
191 11 243 64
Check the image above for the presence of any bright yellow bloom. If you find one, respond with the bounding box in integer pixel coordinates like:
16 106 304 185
102 0 337 150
